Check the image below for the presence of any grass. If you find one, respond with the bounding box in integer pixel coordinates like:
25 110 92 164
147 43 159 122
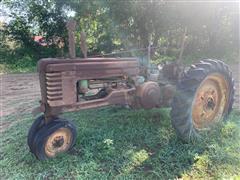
0 64 36 74
1 107 240 179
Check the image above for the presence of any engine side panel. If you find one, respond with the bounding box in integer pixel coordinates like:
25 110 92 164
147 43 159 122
38 58 139 117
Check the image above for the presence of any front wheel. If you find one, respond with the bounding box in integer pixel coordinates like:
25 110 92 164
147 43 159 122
27 115 45 152
171 59 234 141
32 119 77 160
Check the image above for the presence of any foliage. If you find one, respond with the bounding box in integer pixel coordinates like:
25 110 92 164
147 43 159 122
1 0 239 71
0 54 36 73
1 107 240 179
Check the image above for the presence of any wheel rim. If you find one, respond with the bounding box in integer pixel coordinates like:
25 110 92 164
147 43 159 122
192 73 229 129
45 127 72 157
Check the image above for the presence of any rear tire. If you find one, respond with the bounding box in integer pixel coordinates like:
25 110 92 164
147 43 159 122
170 59 234 141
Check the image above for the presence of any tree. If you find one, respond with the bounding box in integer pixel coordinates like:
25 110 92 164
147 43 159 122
2 0 238 64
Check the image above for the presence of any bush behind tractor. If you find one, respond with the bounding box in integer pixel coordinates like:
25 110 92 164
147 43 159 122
28 21 235 160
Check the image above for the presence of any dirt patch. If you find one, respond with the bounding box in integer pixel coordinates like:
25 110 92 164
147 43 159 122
0 73 40 132
0 63 239 132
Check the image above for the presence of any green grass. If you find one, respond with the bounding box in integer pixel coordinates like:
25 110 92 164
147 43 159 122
0 64 36 74
1 107 240 179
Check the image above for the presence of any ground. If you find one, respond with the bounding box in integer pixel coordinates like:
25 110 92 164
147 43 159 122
0 63 239 179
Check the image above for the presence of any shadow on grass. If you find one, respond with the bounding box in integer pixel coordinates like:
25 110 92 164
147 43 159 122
1 107 240 179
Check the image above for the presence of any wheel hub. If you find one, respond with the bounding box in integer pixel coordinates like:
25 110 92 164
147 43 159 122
45 128 72 157
192 73 229 129
52 136 64 148
206 97 215 110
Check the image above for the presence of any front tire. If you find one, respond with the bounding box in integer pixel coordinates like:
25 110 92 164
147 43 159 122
32 119 77 160
171 59 234 141
27 115 45 152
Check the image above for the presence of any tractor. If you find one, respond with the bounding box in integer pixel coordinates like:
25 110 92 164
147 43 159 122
28 21 235 160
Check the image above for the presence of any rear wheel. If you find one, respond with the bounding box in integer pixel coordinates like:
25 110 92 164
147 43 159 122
171 59 234 141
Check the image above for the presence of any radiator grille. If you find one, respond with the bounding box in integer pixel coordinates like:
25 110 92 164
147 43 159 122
45 72 63 105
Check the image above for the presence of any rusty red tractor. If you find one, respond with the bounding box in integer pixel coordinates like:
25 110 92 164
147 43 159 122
28 22 235 160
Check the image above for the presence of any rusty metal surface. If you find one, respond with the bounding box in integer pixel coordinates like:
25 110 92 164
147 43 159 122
80 32 88 58
136 81 161 109
38 58 140 119
192 73 230 129
45 127 72 158
66 20 76 58
38 58 138 71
